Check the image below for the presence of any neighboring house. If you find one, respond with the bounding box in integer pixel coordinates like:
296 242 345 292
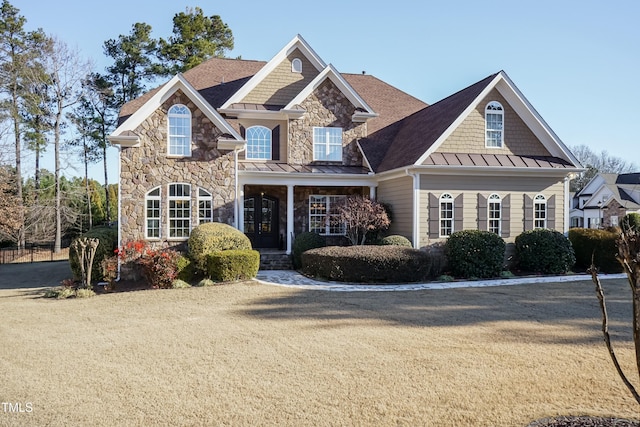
109 34 582 262
570 173 640 228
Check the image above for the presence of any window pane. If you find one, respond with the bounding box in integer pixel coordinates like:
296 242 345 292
246 126 272 160
313 127 342 161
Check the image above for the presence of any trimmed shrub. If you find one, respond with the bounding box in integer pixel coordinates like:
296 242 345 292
176 255 196 282
188 222 252 271
301 245 431 283
292 232 326 269
206 249 260 282
380 235 413 247
195 278 216 287
445 230 506 279
622 213 640 232
515 229 576 274
171 279 191 289
569 228 622 273
69 226 118 283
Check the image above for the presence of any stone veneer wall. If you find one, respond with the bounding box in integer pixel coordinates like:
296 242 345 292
119 90 237 246
289 79 366 166
603 199 627 228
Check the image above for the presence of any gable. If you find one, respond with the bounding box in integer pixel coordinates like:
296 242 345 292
434 88 551 158
240 48 320 106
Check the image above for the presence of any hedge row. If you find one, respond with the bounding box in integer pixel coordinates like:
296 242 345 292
569 228 621 273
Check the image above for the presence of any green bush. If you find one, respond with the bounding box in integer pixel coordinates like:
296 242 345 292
206 249 260 282
195 278 216 287
176 255 196 282
380 235 413 247
188 223 252 271
69 226 118 283
622 213 640 232
301 245 431 283
292 232 326 269
171 279 191 289
515 229 576 274
445 230 505 279
569 228 622 273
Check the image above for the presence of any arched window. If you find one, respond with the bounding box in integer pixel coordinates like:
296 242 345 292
439 193 454 237
485 101 504 148
488 193 501 234
168 183 191 238
145 187 161 239
534 194 547 229
168 104 191 156
198 188 213 224
291 58 302 73
246 126 272 160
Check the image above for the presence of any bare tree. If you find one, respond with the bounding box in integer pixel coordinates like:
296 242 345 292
331 196 390 245
571 144 638 192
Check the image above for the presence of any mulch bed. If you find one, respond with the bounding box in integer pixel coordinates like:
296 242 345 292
527 416 639 426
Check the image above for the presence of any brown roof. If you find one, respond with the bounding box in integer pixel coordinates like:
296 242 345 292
239 162 369 175
422 153 574 168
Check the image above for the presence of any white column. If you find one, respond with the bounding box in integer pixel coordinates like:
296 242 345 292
286 184 294 255
237 185 245 232
369 185 376 200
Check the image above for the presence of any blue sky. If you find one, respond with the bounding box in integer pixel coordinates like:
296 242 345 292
12 0 640 183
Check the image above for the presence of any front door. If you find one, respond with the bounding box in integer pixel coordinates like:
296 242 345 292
244 195 279 248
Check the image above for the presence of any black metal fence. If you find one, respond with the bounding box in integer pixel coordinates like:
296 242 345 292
0 245 69 264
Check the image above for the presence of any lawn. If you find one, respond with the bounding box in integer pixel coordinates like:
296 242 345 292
0 277 638 426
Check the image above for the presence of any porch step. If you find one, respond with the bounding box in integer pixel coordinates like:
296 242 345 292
258 251 293 270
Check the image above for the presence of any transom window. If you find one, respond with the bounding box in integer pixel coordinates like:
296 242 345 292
534 194 547 229
309 195 346 236
168 104 191 156
246 126 272 160
439 193 454 237
291 58 302 73
313 127 342 161
145 187 161 239
169 184 191 238
485 101 504 148
488 193 501 235
198 188 213 224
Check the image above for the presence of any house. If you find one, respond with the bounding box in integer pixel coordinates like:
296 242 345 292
570 173 640 228
109 34 583 265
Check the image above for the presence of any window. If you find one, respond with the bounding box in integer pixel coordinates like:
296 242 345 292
611 215 618 227
291 58 302 73
485 101 504 148
439 193 454 237
168 104 191 156
488 193 501 234
198 188 213 224
313 127 342 161
145 187 161 239
309 195 345 235
168 184 191 238
534 194 547 229
246 126 272 160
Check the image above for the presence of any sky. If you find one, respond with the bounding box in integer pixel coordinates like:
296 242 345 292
9 0 640 183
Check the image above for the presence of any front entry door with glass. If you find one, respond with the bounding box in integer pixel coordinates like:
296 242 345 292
244 195 279 248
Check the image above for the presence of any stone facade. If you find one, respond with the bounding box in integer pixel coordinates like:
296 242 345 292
289 79 366 166
119 90 237 246
602 199 627 228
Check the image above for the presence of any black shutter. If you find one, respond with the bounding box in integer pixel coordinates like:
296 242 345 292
271 125 280 161
524 195 533 231
454 194 464 232
428 193 439 239
477 193 487 231
502 194 511 238
239 125 246 139
547 195 556 230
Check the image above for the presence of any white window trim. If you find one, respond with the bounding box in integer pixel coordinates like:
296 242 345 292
291 58 302 73
313 127 342 162
488 193 502 235
439 193 454 238
168 183 191 240
145 187 161 240
246 125 272 160
534 194 547 229
309 195 346 236
198 188 213 225
485 101 504 148
168 104 192 157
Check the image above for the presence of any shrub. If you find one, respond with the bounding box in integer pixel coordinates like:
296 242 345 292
380 235 413 247
206 250 260 282
136 248 182 289
188 222 252 271
292 232 326 269
515 229 576 274
445 230 506 279
176 255 196 282
301 245 431 283
69 226 117 283
43 287 75 299
171 279 191 289
569 228 622 273
622 213 640 232
195 278 216 287
101 256 118 289
75 288 96 298
331 196 390 245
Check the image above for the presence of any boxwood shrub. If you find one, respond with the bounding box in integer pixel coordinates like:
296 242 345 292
445 230 505 279
292 232 326 269
568 227 621 273
380 235 413 247
515 229 575 274
301 245 431 283
206 249 260 282
188 222 252 271
69 226 118 283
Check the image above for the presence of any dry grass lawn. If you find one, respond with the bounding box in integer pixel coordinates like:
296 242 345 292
1 277 639 426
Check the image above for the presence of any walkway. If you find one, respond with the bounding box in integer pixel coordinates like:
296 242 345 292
256 270 627 292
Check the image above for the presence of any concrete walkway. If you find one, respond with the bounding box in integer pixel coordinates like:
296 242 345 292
256 270 627 292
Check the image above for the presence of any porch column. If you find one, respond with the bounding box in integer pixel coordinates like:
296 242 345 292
286 184 294 255
237 186 245 232
369 185 376 200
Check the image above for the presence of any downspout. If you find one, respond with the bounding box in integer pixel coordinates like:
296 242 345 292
116 145 122 281
406 168 420 249
233 147 246 229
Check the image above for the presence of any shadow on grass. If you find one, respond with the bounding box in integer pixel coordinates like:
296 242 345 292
240 278 634 346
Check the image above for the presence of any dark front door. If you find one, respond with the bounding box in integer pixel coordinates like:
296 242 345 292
244 195 279 248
